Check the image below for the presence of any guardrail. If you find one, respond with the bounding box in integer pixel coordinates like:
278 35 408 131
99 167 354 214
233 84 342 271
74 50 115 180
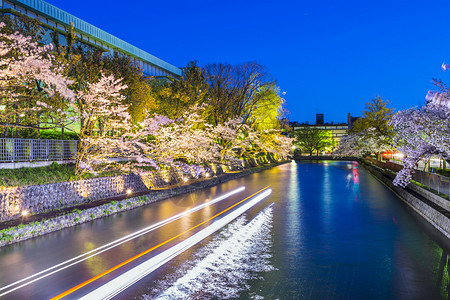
412 170 450 197
0 138 77 162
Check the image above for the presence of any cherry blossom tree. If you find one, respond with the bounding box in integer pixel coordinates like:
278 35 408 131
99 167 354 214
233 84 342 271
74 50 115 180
332 133 365 158
0 22 74 134
390 66 450 187
333 128 393 158
74 73 132 177
115 104 293 178
123 105 232 177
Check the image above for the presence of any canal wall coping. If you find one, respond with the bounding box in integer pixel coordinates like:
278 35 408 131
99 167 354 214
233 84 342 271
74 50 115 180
361 159 450 240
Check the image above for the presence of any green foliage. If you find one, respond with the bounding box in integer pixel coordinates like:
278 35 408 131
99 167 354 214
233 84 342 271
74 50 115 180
350 96 394 157
0 162 121 187
293 128 336 155
351 96 393 136
249 85 285 131
0 163 75 187
1 233 13 243
103 53 157 124
435 167 450 177
0 13 44 42
153 61 208 119
40 130 79 140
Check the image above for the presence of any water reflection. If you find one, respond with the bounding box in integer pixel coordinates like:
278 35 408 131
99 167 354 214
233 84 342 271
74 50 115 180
437 249 450 299
2 161 450 299
286 160 302 248
258 161 450 299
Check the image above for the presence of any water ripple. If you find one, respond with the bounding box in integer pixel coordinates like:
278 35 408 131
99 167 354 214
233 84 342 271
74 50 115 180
142 205 274 300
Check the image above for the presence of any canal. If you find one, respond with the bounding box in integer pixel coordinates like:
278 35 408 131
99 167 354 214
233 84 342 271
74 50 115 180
1 160 450 299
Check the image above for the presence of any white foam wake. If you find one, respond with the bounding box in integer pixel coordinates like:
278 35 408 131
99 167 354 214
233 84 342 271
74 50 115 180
145 205 274 300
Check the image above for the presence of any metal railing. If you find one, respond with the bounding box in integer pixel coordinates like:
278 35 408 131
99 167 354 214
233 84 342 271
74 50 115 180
412 170 450 197
0 138 77 162
366 157 450 197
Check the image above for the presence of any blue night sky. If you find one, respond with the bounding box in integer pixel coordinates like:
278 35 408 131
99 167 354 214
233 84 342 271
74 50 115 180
46 0 450 124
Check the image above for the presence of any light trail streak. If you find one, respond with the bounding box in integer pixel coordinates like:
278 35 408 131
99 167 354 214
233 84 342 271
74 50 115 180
79 189 273 300
52 185 271 300
0 186 245 298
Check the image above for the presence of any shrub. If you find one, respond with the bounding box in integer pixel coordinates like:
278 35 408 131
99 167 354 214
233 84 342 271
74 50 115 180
39 130 79 140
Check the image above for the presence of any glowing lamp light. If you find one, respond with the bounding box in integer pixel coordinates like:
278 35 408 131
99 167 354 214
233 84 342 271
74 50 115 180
21 210 29 217
126 189 132 195
393 153 405 159
205 173 210 178
183 177 188 182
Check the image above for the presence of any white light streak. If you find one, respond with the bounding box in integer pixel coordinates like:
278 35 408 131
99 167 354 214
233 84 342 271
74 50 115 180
155 205 274 299
79 189 272 300
0 186 245 297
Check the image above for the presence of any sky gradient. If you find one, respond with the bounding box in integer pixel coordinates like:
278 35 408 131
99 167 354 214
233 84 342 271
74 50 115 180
46 0 450 124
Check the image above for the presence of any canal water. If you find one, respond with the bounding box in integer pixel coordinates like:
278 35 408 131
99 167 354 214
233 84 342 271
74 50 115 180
134 160 450 300
1 160 450 299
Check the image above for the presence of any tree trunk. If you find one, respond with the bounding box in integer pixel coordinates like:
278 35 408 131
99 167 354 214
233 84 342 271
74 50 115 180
37 111 41 139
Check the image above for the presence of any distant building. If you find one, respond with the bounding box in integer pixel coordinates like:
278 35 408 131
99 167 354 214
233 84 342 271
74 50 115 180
347 113 360 131
316 113 324 125
0 0 182 77
292 113 358 145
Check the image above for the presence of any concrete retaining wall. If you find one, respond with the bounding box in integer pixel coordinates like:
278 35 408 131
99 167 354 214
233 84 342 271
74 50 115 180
361 160 450 240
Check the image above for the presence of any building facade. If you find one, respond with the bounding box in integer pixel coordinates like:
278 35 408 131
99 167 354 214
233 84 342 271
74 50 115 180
0 0 182 77
293 113 354 144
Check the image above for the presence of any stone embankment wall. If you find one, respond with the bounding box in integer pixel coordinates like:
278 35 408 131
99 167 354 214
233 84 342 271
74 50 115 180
0 162 285 247
0 164 230 223
361 159 450 240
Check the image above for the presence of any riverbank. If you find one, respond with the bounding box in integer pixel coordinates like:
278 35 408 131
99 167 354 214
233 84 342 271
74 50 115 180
0 161 288 247
361 159 450 240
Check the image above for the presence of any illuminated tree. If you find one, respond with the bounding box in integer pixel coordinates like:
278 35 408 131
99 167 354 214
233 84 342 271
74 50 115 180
248 85 285 131
204 62 277 126
391 73 450 187
74 73 131 177
333 128 390 158
153 60 209 119
0 22 74 136
293 128 335 156
351 96 393 159
103 53 157 124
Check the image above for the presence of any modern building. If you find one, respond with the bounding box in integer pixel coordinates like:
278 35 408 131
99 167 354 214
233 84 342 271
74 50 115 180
0 0 182 77
292 113 358 145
